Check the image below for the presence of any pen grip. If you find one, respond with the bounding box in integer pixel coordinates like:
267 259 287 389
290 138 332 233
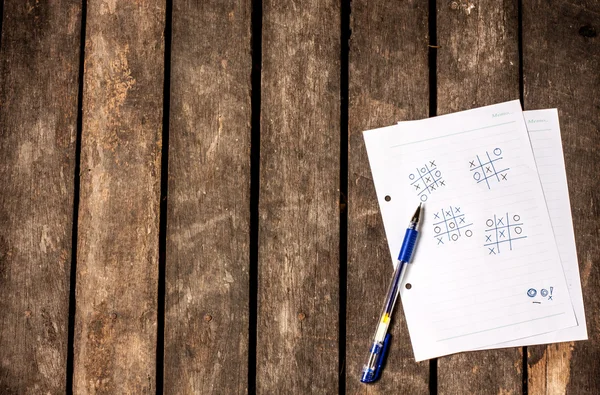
398 228 418 263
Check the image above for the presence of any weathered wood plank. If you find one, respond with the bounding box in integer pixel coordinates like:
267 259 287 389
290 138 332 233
0 1 81 393
257 0 340 392
73 1 164 393
436 1 522 394
164 1 252 393
523 1 600 393
346 1 430 393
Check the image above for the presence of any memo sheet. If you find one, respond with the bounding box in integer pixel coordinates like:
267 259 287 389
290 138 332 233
363 101 579 361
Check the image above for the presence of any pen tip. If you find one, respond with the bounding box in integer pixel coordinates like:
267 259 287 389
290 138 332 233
412 203 422 223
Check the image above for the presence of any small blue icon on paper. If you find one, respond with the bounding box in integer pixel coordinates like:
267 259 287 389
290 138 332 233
540 289 549 297
527 288 537 298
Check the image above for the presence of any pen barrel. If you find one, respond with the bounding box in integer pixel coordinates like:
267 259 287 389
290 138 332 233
398 228 418 263
379 260 406 330
361 261 406 383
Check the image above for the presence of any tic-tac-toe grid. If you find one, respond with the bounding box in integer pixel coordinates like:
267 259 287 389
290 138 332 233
484 213 527 254
469 148 510 190
433 206 473 244
409 160 445 202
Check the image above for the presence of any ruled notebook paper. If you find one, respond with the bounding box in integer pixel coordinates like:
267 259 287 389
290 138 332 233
363 101 577 361
475 109 587 348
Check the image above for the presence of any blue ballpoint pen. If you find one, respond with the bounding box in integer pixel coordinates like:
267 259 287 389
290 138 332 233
360 203 423 383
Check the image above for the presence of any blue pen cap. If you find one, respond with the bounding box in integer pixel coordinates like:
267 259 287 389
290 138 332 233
398 228 418 263
360 334 391 383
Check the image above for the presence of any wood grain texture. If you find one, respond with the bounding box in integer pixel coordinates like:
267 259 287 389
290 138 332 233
73 1 164 393
436 1 522 394
257 0 340 392
164 1 251 394
523 1 600 394
0 1 81 393
346 1 430 393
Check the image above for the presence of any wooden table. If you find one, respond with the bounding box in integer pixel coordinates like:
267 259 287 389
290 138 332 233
0 1 598 394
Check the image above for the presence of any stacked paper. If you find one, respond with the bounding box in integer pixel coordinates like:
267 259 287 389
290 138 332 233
363 101 587 361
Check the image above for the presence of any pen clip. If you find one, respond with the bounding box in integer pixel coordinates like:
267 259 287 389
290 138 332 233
372 333 391 382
